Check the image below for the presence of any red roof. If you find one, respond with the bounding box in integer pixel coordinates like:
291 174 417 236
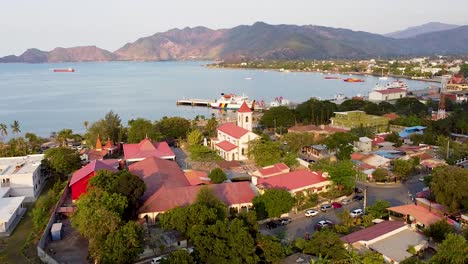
341 221 405 244
95 137 102 150
237 101 253 113
128 156 190 201
184 170 211 186
383 113 400 120
138 182 255 214
86 149 108 161
123 138 175 160
216 140 237 151
375 88 407 94
218 123 249 139
69 160 118 186
388 204 444 227
257 163 290 177
104 138 112 149
257 170 328 191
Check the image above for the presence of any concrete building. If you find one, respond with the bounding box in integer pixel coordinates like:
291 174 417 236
330 111 389 133
0 154 45 201
211 102 259 161
0 187 26 235
354 137 373 152
369 88 407 102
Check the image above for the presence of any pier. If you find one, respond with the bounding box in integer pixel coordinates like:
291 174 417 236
176 98 213 107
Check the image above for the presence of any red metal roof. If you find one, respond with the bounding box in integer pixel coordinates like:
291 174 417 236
388 204 444 227
257 170 328 191
237 101 253 113
69 160 118 186
138 182 255 214
257 163 290 177
383 113 400 120
341 221 405 244
184 170 211 186
128 156 190 201
216 140 237 151
123 138 175 160
375 88 407 94
218 122 249 139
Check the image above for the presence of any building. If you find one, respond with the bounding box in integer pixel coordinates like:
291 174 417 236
0 154 45 201
387 198 452 229
287 124 348 140
250 163 290 178
354 137 373 153
123 138 175 163
0 187 26 235
369 88 407 102
81 137 119 162
398 126 427 139
301 144 334 162
330 111 389 132
69 159 119 201
446 74 468 91
211 102 259 161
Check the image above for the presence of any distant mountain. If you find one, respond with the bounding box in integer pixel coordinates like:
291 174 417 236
1 22 468 63
385 22 460 39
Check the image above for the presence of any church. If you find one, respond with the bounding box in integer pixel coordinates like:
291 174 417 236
211 102 259 161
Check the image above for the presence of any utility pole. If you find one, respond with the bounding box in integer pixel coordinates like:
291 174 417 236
363 187 368 214
446 140 450 160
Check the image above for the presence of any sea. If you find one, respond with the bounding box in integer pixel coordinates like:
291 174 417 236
0 61 436 138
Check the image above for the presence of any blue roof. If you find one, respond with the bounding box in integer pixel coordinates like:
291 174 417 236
373 150 405 159
399 126 427 138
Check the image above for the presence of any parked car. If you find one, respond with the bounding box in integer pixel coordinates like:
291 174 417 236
280 217 292 225
332 202 342 209
353 195 364 201
314 220 334 231
341 198 352 204
266 221 278 229
320 204 333 212
152 255 167 264
350 208 364 218
305 209 319 217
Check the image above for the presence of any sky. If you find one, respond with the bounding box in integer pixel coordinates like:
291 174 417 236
1 0 467 56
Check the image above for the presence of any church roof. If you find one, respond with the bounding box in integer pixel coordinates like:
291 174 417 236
238 101 253 113
218 123 249 139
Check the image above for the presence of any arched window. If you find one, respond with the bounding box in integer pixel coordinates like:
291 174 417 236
232 153 235 160
245 116 249 123
241 148 245 155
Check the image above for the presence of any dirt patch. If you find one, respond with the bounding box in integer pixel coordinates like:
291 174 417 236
46 218 89 264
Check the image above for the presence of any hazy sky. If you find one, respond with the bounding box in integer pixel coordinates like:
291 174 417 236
1 0 467 56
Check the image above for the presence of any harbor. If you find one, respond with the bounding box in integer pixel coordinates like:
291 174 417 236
176 98 212 107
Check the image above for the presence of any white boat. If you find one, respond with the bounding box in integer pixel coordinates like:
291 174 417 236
244 77 253 80
210 93 264 110
374 80 409 91
270 96 290 107
379 76 388 81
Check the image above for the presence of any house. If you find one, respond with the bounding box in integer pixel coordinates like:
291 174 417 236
211 102 259 161
330 111 389 133
354 137 373 152
369 88 407 102
287 124 348 140
398 126 427 139
352 153 391 168
69 159 119 201
183 170 211 186
342 221 428 264
0 154 45 201
301 144 334 162
250 163 290 178
81 137 119 162
253 169 332 195
419 158 447 172
387 198 452 229
383 113 400 121
123 138 175 164
0 187 26 235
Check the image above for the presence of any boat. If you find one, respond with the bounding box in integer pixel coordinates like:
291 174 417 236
379 76 388 81
374 80 408 90
343 78 365 83
210 93 264 110
244 77 253 80
324 76 341 80
270 96 290 107
53 68 75 73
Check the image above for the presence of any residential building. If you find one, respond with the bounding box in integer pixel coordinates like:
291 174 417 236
388 198 452 229
0 154 45 201
123 138 175 163
211 102 259 161
81 137 119 162
330 111 389 132
69 159 119 201
250 163 290 178
398 126 427 139
354 137 373 152
301 144 334 162
0 187 26 235
368 88 407 102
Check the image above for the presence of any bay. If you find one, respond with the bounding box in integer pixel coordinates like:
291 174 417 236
0 61 435 137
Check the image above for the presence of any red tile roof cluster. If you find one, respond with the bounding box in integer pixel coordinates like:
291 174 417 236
128 156 190 201
138 182 255 214
217 122 249 139
374 88 407 94
237 101 253 113
256 163 290 177
184 170 211 186
123 138 175 160
257 170 328 191
341 221 405 244
69 160 118 186
216 140 237 151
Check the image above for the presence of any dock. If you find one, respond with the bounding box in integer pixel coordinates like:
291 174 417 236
176 99 213 107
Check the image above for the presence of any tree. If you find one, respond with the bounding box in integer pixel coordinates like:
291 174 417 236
155 116 191 140
248 139 282 166
205 116 218 137
86 111 123 147
190 219 259 264
297 230 347 260
430 233 468 264
127 118 160 143
83 120 89 131
255 234 285 263
44 147 81 176
324 132 358 160
366 199 390 219
283 152 299 168
25 132 45 153
395 98 428 117
385 132 403 147
56 128 73 146
361 250 384 264
164 249 194 264
295 98 337 125
372 168 389 182
260 106 296 129
282 132 315 153
431 166 468 212
10 120 20 137
100 221 144 264
187 129 203 146
208 168 227 184
0 123 7 142
195 187 227 220
392 159 414 180
188 145 222 162
459 64 468 78
423 220 454 243
253 188 295 218
325 160 356 191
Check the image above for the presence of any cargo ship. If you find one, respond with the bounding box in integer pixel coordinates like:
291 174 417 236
343 78 365 83
53 68 75 73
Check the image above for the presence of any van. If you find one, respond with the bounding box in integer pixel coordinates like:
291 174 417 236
320 204 333 212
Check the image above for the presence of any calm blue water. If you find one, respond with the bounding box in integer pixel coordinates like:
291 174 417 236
0 61 435 137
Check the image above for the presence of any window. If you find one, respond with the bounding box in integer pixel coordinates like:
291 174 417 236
241 148 245 155
245 116 249 123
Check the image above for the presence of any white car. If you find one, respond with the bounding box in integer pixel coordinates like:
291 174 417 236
305 209 319 217
350 209 364 218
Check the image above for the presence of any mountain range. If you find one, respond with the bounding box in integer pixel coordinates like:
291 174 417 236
1 22 467 63
384 22 460 39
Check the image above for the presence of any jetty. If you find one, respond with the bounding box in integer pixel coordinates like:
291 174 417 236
176 98 213 107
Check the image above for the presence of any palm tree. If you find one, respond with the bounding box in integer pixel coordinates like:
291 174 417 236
0 123 7 142
10 120 20 137
83 120 89 131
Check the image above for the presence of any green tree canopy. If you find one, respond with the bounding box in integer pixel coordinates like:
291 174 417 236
324 132 358 160
253 188 295 218
366 199 390 219
86 110 123 147
248 139 282 167
155 116 191 140
459 63 468 78
429 233 468 264
127 118 160 143
44 147 81 176
164 249 195 264
423 220 454 243
260 106 296 129
392 159 414 180
282 132 315 153
431 166 468 212
394 98 428 117
187 129 203 146
295 230 347 260
255 234 286 263
372 168 390 182
295 98 337 125
315 160 356 191
208 168 227 184
100 221 144 264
